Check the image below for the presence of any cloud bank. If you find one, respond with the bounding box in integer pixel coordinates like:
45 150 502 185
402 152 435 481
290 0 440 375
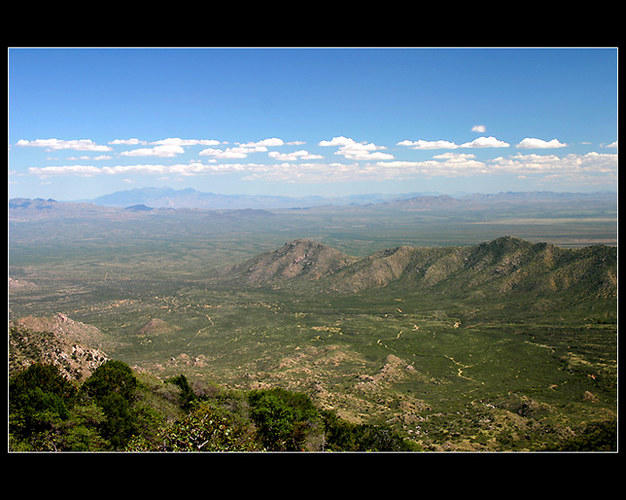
16 135 617 187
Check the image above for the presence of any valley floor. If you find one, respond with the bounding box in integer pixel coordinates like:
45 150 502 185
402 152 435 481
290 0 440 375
9 201 617 451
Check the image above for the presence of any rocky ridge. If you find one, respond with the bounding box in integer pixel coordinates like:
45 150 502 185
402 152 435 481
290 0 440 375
9 313 110 381
217 236 617 300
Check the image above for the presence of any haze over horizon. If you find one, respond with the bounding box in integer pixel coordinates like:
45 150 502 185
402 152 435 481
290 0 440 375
9 47 618 201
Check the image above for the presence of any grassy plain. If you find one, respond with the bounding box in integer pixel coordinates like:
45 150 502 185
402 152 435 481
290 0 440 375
8 200 617 450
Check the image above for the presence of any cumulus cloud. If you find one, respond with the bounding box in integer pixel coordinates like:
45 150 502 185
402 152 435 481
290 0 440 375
199 144 279 159
319 136 394 160
151 138 222 146
67 155 112 161
432 153 478 161
459 136 510 148
238 138 285 147
397 139 459 149
198 147 251 159
120 144 185 157
196 138 286 159
318 136 356 147
471 125 486 133
339 146 394 161
268 150 324 161
16 138 112 152
516 138 567 149
109 138 147 145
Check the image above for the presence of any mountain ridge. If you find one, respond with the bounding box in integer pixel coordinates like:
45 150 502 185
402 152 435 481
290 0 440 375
216 236 617 300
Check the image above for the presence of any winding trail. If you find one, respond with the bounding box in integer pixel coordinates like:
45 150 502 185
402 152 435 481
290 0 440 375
444 354 484 384
187 313 215 346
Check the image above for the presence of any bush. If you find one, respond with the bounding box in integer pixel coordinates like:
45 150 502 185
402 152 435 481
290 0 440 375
127 402 260 451
248 388 323 451
321 410 418 451
81 360 137 404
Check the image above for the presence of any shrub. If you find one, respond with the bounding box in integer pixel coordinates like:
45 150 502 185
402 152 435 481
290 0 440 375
321 410 417 451
81 360 137 404
127 402 260 451
248 388 323 451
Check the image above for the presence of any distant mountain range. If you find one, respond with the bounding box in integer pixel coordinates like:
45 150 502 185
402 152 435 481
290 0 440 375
87 187 617 210
10 189 617 215
84 187 414 210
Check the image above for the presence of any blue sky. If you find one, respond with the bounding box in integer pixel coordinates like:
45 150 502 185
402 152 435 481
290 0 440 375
9 47 618 200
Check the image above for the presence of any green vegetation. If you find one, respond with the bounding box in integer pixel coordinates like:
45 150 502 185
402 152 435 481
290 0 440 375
9 360 414 452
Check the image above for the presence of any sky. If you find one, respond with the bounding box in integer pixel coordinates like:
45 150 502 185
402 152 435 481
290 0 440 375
8 47 618 201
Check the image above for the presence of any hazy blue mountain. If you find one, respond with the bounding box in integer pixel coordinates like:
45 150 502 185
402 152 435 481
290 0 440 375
84 187 427 209
87 187 616 210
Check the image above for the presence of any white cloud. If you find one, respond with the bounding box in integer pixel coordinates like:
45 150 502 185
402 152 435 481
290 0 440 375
338 145 394 161
28 165 103 177
198 147 250 159
397 139 459 149
604 141 617 148
268 150 324 161
432 152 477 161
199 144 276 159
197 138 285 159
471 125 486 133
67 155 112 161
25 151 617 187
109 138 147 145
120 144 185 157
16 138 112 152
238 138 285 147
460 136 510 148
372 155 488 178
318 136 356 147
102 164 171 175
516 138 567 149
490 152 617 175
319 136 394 160
151 138 222 146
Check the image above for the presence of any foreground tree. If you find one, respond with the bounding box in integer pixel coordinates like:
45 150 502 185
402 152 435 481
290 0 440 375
79 360 140 450
9 363 78 450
